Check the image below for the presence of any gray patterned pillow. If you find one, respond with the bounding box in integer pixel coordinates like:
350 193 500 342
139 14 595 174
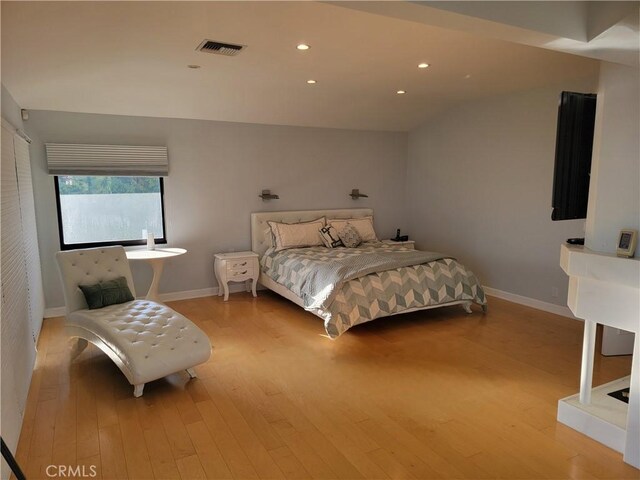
338 223 362 248
319 225 343 248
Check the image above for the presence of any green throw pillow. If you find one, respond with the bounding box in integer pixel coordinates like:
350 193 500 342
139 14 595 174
79 276 134 310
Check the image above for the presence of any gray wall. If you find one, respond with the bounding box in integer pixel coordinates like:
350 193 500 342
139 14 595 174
586 63 639 256
406 78 598 306
2 83 24 130
25 111 408 309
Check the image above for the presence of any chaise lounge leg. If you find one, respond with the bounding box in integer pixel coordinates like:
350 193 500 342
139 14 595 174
133 384 145 397
462 302 473 314
186 368 197 379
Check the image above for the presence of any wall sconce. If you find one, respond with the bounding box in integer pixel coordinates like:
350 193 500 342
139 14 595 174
259 189 279 200
349 188 368 199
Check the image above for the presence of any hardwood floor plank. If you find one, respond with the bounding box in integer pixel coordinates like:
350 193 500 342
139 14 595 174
541 424 640 479
231 389 288 451
212 374 286 452
269 446 313 480
95 364 120 428
51 381 77 468
185 421 233 480
270 419 338 480
355 401 481 479
26 398 57 463
14 367 43 468
158 399 198 460
98 424 129 480
116 398 155 479
200 379 285 479
196 399 260 479
76 359 100 460
169 383 204 426
356 418 447 479
15 295 635 479
143 424 182 480
287 398 389 479
175 454 207 480
365 447 415 479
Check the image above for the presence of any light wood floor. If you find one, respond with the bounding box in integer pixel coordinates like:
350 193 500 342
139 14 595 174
15 293 636 479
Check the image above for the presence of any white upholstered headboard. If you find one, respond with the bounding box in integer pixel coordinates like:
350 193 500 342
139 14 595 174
251 208 374 257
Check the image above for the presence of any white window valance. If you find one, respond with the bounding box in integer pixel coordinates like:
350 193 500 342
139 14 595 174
45 143 169 176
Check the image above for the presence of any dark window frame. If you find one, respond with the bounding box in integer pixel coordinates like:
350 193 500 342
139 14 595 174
54 175 168 251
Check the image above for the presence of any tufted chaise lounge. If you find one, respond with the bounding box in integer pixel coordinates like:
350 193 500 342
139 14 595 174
56 246 212 397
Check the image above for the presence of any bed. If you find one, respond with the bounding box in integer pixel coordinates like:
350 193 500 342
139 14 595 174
251 209 486 338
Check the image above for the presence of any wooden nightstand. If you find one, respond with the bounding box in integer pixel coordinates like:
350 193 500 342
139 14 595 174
214 251 259 301
382 239 415 249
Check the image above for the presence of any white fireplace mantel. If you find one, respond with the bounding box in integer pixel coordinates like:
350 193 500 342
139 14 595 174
559 244 639 469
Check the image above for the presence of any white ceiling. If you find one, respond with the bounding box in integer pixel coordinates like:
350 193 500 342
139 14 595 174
338 1 640 66
0 1 611 131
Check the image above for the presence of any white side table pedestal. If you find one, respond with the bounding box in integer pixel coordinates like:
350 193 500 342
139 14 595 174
126 248 187 301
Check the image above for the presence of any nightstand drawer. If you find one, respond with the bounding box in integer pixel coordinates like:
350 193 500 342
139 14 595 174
227 265 254 278
228 259 251 270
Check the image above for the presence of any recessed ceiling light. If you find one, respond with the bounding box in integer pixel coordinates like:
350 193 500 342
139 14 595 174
297 44 310 50
418 63 430 69
307 79 317 84
464 74 472 79
187 64 201 69
396 90 406 95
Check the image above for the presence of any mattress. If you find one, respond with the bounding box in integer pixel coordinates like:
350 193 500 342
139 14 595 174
261 242 487 338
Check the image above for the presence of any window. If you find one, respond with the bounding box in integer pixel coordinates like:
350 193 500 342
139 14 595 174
55 175 166 250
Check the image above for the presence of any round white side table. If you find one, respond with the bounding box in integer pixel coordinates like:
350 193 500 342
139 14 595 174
126 248 187 301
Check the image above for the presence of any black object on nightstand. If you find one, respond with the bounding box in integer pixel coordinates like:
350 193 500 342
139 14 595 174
566 237 585 245
391 229 409 242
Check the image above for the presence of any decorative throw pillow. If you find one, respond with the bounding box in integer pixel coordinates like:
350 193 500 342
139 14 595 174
79 276 134 310
319 225 343 248
328 216 378 242
338 223 362 248
268 217 326 252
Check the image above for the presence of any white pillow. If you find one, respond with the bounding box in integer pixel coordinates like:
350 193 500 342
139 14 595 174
262 227 273 248
319 225 343 248
328 216 378 242
268 217 326 252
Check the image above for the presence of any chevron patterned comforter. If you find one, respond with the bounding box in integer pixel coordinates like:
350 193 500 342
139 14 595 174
261 243 487 338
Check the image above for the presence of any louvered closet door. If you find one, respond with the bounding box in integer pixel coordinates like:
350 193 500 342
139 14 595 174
15 135 44 340
0 124 36 458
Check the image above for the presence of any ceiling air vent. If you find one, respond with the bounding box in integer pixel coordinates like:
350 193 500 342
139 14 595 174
196 39 245 56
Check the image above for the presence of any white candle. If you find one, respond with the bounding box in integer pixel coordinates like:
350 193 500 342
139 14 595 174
147 231 155 250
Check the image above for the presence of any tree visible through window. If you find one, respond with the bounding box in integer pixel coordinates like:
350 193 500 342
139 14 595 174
55 175 166 249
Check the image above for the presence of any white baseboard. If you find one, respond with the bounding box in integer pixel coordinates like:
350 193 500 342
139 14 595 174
46 284 577 320
44 306 66 318
483 286 579 320
159 287 216 302
159 283 253 301
43 284 250 318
